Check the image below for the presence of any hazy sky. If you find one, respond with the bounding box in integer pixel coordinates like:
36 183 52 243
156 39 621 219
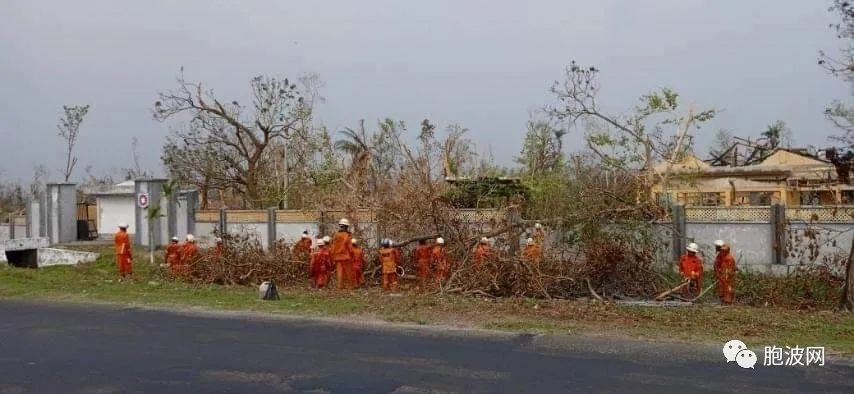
0 0 850 182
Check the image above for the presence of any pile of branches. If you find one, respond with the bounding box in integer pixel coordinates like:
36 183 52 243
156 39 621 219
437 235 664 300
184 233 307 286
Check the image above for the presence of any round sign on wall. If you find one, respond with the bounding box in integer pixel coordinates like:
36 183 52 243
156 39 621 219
137 192 150 209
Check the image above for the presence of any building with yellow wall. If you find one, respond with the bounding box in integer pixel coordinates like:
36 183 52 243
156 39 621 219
652 149 853 206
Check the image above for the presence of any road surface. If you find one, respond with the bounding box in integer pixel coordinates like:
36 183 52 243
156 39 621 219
0 300 851 393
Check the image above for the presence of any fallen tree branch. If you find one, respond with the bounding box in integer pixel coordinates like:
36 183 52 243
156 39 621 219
586 278 604 301
655 279 690 301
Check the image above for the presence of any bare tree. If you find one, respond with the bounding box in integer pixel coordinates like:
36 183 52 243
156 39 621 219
547 61 714 200
154 71 307 208
57 104 90 182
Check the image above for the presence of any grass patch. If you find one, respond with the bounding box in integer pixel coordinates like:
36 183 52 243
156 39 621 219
1 245 852 355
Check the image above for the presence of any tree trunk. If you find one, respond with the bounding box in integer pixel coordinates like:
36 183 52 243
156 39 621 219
841 235 854 312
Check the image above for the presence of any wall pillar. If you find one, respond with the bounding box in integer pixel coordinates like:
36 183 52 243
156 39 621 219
185 190 197 237
218 208 227 237
45 183 77 245
770 204 787 265
267 207 277 252
134 178 167 247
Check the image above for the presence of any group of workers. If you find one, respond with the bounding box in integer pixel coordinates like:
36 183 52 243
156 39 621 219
115 217 737 303
678 240 736 304
301 219 548 292
113 223 221 279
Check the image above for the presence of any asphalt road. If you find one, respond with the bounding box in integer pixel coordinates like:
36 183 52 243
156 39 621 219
0 300 851 393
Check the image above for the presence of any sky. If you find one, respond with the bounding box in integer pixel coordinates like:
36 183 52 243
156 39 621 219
0 0 850 182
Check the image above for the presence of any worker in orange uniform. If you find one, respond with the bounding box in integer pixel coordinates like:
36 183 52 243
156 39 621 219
165 236 181 273
474 237 493 266
414 239 433 282
522 237 542 266
176 234 198 277
432 237 451 283
350 238 365 288
329 218 355 290
378 239 400 292
114 223 133 279
532 223 546 247
213 237 224 257
292 231 312 262
678 242 704 298
713 240 736 305
310 238 332 288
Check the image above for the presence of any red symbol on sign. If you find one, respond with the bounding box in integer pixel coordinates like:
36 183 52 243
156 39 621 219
137 193 150 208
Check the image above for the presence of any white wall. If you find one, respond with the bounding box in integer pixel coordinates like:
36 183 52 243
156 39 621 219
97 195 136 235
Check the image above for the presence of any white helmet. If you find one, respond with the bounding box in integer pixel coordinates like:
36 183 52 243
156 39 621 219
301 231 310 239
322 235 331 243
186 234 195 242
526 238 535 246
316 239 326 246
170 236 179 242
215 237 223 243
118 223 129 229
352 238 359 245
686 242 699 253
436 237 445 245
339 218 351 227
713 240 725 247
480 237 489 244
535 223 543 229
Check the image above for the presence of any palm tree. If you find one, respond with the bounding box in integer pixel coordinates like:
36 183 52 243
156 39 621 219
335 120 374 190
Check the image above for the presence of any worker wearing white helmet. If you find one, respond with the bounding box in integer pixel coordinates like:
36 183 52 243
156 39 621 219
523 237 542 265
474 237 493 265
310 237 332 288
180 234 199 272
165 236 181 273
330 218 355 290
679 242 704 298
293 231 313 261
713 239 725 252
432 237 451 282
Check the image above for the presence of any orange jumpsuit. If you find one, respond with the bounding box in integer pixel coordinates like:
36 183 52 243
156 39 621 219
714 249 736 304
522 244 542 266
432 245 451 282
474 244 493 266
165 242 181 274
114 230 132 276
330 231 354 289
379 247 399 291
351 246 365 287
679 253 704 298
176 242 198 277
310 247 332 288
292 238 312 261
414 244 432 281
